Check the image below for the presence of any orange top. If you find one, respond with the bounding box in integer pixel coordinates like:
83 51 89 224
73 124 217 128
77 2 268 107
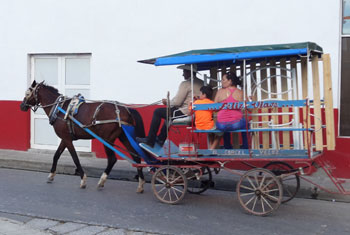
189 98 214 130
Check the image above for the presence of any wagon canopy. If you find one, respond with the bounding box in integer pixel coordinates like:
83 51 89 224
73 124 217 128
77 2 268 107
138 42 323 71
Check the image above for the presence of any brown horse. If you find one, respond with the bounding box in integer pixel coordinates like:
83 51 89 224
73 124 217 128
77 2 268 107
20 80 146 192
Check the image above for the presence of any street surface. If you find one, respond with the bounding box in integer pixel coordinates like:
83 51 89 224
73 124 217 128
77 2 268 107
0 168 350 235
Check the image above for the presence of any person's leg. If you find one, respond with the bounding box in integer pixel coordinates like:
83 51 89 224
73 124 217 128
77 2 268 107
239 118 249 149
223 132 232 149
146 107 167 146
210 135 221 149
157 107 183 142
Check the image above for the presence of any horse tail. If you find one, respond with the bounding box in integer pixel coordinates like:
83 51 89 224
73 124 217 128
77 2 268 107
129 108 145 138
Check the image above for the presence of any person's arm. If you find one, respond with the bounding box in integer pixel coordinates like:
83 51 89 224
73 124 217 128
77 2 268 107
170 81 189 107
214 89 224 103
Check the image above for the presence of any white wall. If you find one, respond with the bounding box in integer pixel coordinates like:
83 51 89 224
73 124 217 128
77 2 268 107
0 0 341 106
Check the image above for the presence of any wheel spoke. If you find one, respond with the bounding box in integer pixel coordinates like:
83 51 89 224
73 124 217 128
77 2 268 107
261 195 274 210
170 175 182 184
244 194 256 206
172 186 184 193
284 187 293 196
264 188 280 193
161 189 169 200
261 197 265 213
240 185 255 191
157 186 166 193
160 171 167 182
259 174 266 188
247 176 257 190
168 189 172 202
252 196 258 212
264 193 279 202
171 188 180 200
155 177 166 184
240 192 256 197
261 178 275 191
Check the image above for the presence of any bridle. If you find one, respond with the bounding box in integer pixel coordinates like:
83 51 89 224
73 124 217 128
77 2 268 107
23 81 44 112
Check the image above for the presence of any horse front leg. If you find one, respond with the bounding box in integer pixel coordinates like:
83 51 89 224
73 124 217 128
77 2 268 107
47 140 66 183
65 140 87 188
98 146 117 188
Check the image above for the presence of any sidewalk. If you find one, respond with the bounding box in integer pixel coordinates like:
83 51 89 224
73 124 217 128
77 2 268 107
0 149 349 203
0 217 50 235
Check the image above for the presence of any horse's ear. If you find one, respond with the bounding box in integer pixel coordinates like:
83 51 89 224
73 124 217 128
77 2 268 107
31 80 37 87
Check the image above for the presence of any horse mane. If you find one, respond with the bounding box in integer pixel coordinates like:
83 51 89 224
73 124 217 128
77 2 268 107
42 83 60 95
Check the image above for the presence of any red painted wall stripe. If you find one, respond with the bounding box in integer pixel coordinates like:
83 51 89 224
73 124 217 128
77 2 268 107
0 101 30 151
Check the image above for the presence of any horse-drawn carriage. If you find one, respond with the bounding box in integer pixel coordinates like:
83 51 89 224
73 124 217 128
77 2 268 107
21 42 349 216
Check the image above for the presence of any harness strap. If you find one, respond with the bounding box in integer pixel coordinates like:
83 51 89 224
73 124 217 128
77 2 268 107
114 103 121 127
48 95 66 125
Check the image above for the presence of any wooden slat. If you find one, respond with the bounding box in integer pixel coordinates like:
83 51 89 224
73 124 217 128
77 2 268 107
301 57 310 149
290 57 302 149
250 62 259 149
270 60 277 99
270 60 279 149
290 58 299 98
260 61 270 149
322 54 335 150
311 56 323 151
280 58 290 149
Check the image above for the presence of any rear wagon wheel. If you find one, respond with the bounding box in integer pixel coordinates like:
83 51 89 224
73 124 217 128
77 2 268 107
237 168 282 216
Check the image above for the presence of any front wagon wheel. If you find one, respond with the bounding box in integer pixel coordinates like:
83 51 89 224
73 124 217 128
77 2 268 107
151 166 187 205
237 168 282 216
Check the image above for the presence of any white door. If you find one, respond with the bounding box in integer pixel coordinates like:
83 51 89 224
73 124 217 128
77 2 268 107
30 55 91 152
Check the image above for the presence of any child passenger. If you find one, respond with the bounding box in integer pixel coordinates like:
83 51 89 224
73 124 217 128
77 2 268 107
189 86 217 149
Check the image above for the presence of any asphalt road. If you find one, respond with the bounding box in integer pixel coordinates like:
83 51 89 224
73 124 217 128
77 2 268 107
0 168 350 235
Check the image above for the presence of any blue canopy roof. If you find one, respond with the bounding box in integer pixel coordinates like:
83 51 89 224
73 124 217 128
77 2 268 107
138 42 323 71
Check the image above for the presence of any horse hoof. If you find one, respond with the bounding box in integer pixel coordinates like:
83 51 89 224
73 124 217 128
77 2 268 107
80 174 87 189
47 172 56 183
97 172 108 188
136 188 144 194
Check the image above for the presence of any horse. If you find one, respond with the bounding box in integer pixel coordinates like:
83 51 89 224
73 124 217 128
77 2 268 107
20 80 146 192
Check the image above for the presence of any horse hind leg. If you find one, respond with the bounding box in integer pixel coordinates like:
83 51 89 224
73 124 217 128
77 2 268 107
47 140 66 183
136 167 145 193
98 146 117 188
65 140 87 188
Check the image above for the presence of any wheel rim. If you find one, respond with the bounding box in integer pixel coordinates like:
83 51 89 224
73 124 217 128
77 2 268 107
151 166 187 204
186 167 212 194
264 161 300 203
237 168 283 216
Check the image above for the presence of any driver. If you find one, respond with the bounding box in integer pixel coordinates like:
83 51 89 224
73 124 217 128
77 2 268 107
137 65 203 147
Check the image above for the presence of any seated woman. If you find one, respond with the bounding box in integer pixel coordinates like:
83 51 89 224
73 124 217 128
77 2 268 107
211 73 248 149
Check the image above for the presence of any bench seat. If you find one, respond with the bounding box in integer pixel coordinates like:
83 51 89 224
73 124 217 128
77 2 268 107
193 128 313 133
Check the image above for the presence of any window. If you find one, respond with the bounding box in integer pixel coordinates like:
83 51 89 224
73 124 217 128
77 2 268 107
343 0 350 34
340 39 350 136
30 54 91 151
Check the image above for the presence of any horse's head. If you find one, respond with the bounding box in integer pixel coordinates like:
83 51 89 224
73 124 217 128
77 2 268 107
20 80 44 111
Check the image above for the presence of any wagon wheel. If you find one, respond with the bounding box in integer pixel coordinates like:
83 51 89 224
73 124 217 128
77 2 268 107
185 167 212 194
263 161 300 203
151 166 187 204
237 168 283 216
